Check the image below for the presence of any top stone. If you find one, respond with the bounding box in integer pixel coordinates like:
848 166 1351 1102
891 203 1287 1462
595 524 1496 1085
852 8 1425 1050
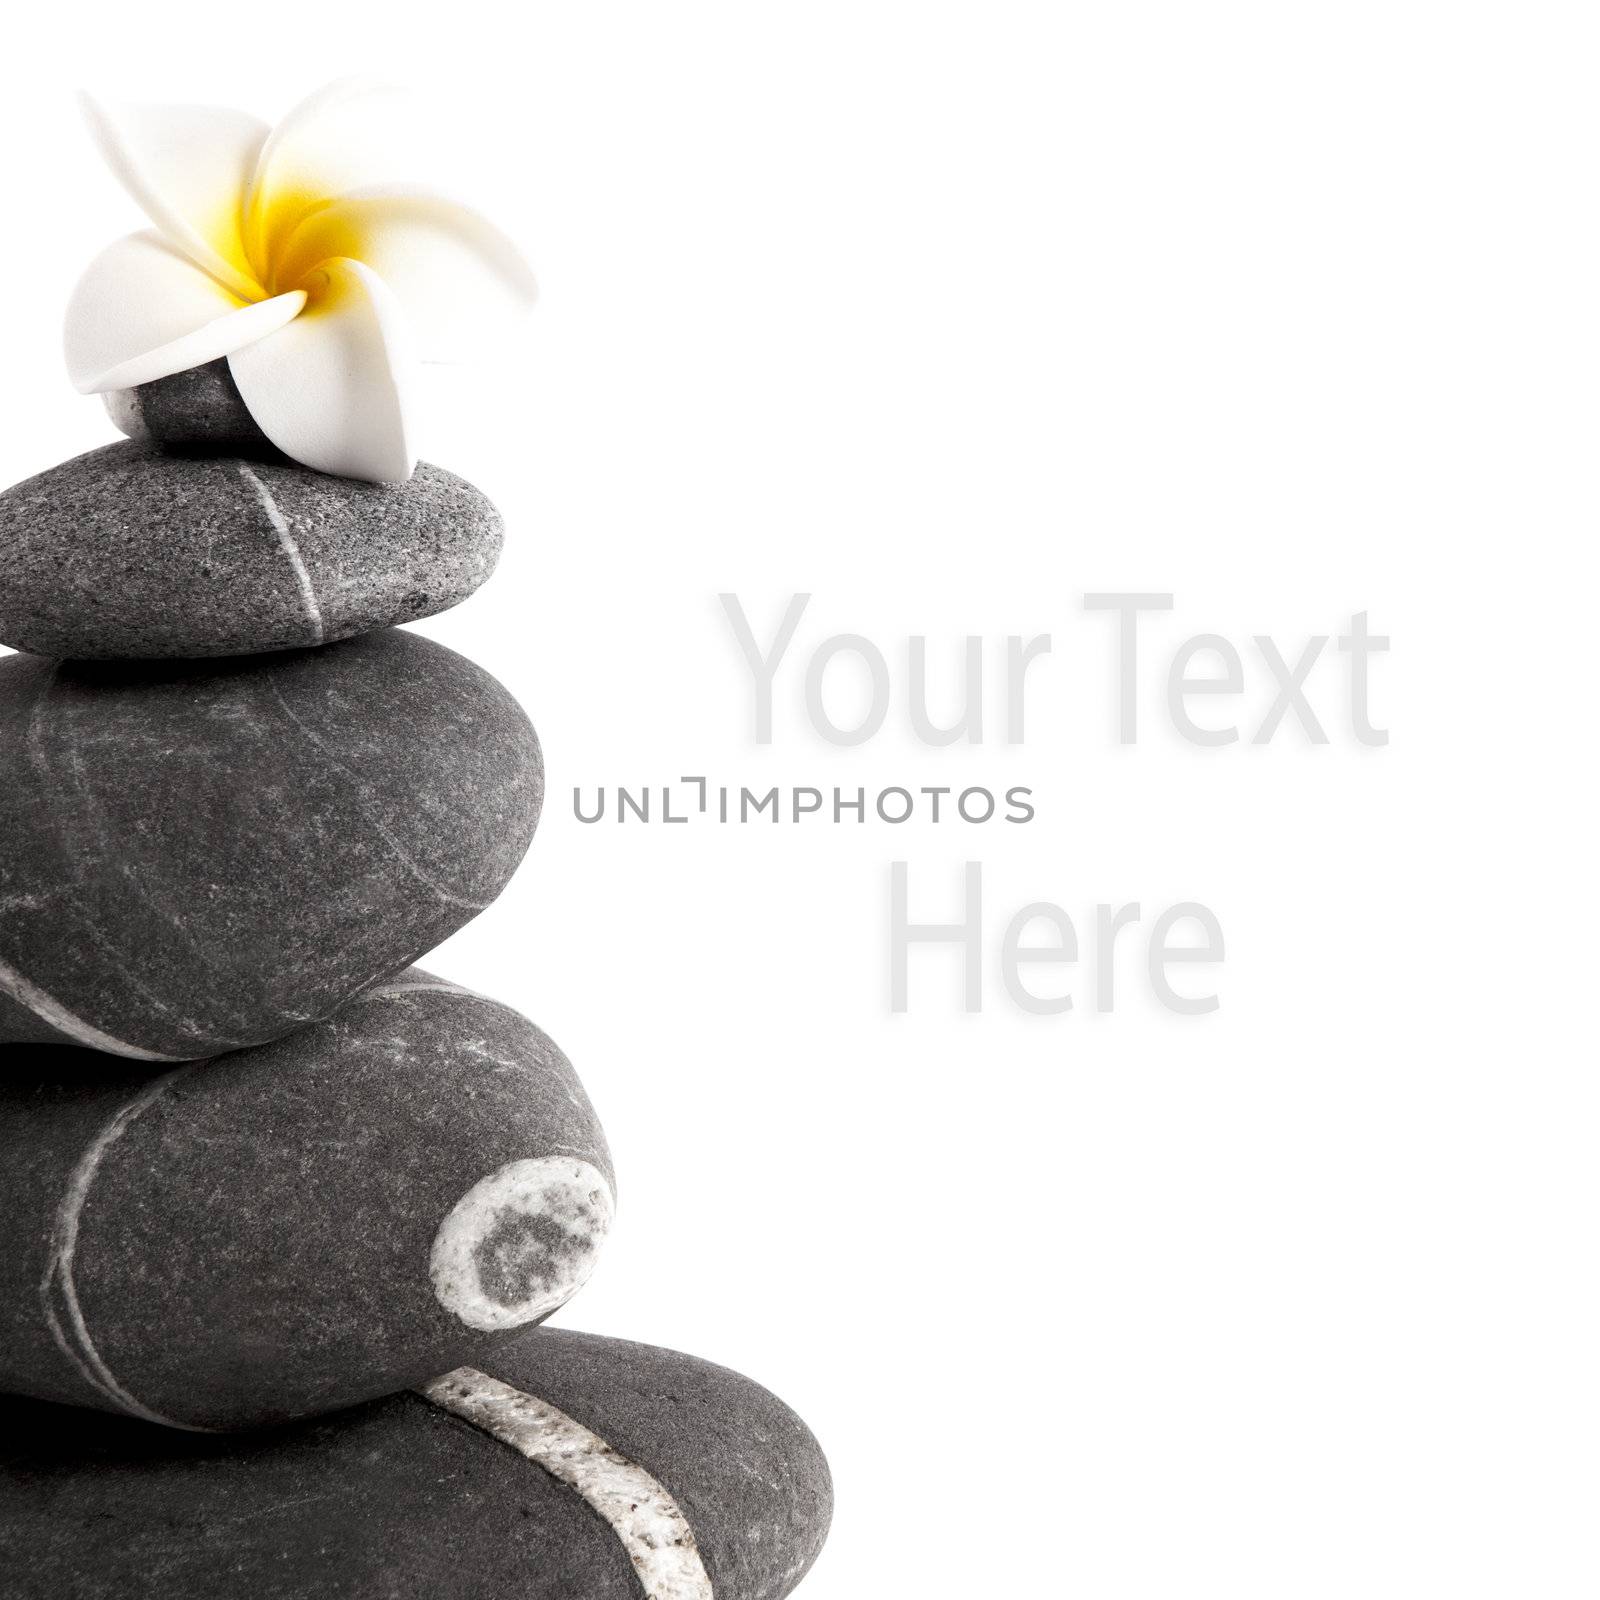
103 357 275 456
0 438 503 660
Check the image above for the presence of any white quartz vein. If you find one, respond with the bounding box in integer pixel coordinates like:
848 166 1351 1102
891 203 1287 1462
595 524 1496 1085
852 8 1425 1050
10 664 203 1058
39 1065 210 1430
239 464 325 645
360 979 531 1022
0 955 184 1061
263 682 491 913
420 1368 714 1600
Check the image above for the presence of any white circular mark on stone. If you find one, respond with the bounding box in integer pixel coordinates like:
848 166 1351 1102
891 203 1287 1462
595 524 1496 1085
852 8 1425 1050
430 1157 614 1332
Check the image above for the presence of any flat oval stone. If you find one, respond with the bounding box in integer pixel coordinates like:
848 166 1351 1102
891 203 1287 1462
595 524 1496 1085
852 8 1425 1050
0 440 503 658
103 357 274 454
0 630 541 1060
0 1330 832 1600
0 974 613 1431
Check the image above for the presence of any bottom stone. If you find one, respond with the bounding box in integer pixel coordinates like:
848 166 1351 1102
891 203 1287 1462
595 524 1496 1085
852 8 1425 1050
0 1329 832 1600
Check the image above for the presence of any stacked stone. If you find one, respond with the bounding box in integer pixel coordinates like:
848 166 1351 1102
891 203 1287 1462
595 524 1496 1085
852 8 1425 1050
0 365 831 1598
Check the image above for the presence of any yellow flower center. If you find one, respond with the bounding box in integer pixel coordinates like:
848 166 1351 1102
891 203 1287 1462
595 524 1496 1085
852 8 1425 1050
208 185 368 305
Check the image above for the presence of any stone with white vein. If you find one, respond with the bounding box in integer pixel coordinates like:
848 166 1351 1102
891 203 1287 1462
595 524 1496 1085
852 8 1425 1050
0 438 502 658
0 974 612 1430
0 631 541 1060
0 1329 831 1600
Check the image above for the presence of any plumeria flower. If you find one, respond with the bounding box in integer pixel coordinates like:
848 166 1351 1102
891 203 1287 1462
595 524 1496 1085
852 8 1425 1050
64 79 538 483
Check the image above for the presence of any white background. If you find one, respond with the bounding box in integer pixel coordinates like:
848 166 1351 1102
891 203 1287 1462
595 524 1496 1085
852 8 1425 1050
2 5 1596 1595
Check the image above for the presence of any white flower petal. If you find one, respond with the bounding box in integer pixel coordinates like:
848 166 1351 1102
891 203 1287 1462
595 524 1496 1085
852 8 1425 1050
65 230 306 394
79 93 267 301
244 78 451 271
273 185 537 361
228 257 416 483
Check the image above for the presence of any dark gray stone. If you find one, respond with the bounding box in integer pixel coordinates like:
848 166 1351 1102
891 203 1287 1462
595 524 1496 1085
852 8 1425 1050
0 1330 832 1600
103 357 274 455
0 630 541 1060
0 975 613 1432
0 441 503 658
